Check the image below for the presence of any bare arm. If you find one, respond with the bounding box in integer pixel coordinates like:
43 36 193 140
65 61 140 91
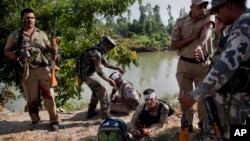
4 34 18 60
103 60 125 74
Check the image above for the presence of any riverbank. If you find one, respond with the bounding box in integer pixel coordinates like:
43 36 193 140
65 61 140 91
0 105 203 141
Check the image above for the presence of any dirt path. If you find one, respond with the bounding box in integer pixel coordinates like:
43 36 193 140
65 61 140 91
0 106 202 141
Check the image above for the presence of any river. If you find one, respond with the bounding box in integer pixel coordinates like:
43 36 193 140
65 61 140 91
6 51 180 111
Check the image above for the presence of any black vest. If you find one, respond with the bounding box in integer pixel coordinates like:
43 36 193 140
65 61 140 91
138 102 163 127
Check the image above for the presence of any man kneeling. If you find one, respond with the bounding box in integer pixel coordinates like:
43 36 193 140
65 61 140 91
109 72 140 115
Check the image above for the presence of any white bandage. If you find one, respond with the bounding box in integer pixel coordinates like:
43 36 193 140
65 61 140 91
110 72 120 80
144 92 156 99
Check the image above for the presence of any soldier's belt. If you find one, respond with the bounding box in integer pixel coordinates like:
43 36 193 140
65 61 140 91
180 56 209 64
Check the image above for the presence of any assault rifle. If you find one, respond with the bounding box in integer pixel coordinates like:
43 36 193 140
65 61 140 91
15 17 26 83
50 11 59 87
76 56 83 100
204 96 224 139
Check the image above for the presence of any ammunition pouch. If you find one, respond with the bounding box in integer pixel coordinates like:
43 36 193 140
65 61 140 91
18 46 50 69
76 48 98 81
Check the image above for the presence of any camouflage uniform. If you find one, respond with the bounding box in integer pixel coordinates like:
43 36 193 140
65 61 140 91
171 12 215 128
191 8 250 140
110 81 140 114
81 37 120 119
4 27 59 123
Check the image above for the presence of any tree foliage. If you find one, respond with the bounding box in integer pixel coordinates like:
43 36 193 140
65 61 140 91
0 0 138 107
1 0 182 108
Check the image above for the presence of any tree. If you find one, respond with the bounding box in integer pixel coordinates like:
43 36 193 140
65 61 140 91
0 0 138 107
166 5 174 35
179 7 188 17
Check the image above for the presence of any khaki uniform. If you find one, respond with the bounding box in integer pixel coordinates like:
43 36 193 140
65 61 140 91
4 28 58 122
172 14 215 126
110 81 140 114
128 100 169 132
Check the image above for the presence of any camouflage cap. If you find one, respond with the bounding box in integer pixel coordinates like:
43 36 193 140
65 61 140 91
209 0 229 14
192 0 209 5
102 35 116 48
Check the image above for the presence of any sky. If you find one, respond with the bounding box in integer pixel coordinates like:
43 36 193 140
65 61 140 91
128 0 250 25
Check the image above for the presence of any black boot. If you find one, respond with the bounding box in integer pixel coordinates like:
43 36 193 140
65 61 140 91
188 125 193 133
86 109 98 119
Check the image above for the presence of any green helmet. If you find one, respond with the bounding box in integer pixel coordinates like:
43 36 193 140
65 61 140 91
210 0 246 14
102 35 116 48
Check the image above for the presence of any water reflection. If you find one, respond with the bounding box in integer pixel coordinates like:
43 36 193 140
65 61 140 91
7 51 179 111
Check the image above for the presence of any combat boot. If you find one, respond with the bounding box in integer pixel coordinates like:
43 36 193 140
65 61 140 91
86 109 98 119
101 112 113 120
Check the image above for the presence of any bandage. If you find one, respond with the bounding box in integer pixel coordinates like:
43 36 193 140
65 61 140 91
110 72 120 80
144 92 156 99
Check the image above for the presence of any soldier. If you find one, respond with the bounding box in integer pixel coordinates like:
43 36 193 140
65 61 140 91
171 0 215 132
109 72 140 115
78 36 124 119
128 88 171 139
4 8 59 131
179 0 250 140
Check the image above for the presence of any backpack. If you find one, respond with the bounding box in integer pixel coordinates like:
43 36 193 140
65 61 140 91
97 117 129 141
75 47 101 83
158 99 175 117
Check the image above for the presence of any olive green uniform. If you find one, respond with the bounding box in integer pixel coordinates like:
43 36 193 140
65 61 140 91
82 44 118 119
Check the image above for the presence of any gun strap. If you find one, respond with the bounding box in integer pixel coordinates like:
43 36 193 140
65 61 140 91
16 28 24 51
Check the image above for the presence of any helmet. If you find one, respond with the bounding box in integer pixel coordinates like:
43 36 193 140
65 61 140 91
102 35 116 48
209 0 246 14
209 0 229 14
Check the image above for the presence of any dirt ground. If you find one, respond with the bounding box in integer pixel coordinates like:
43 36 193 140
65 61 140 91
0 106 202 141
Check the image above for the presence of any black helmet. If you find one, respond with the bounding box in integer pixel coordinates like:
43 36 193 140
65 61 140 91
102 35 116 48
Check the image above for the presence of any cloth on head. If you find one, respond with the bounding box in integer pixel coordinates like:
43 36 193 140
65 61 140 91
110 72 120 80
144 92 156 99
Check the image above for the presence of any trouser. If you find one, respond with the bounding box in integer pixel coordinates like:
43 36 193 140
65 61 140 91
203 93 250 140
176 58 211 126
85 75 110 118
22 66 58 122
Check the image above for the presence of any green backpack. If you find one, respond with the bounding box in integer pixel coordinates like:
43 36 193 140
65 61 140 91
97 117 129 141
